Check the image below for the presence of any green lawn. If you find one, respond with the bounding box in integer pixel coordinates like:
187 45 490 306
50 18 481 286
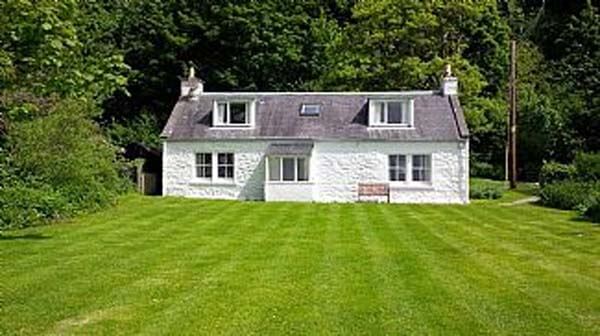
1 195 599 335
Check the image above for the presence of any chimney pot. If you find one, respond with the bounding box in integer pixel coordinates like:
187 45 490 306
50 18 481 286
441 64 458 96
180 66 203 99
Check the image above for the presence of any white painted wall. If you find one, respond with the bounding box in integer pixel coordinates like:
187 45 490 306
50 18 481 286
265 182 315 202
163 139 469 203
313 141 468 203
163 140 268 200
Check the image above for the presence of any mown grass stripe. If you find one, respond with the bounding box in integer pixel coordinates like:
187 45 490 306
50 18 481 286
1 196 599 335
374 204 499 335
416 205 597 335
135 202 296 335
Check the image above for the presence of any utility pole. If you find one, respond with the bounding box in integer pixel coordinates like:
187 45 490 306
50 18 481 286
508 40 517 189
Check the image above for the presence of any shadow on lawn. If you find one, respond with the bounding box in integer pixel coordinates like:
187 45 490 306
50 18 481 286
0 233 51 241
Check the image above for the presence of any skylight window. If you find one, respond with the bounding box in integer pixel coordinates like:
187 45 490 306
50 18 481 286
300 104 321 116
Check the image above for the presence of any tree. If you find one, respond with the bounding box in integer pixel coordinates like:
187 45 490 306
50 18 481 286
553 3 600 152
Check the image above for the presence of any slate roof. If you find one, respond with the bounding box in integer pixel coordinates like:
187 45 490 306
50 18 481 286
161 92 469 141
265 142 314 155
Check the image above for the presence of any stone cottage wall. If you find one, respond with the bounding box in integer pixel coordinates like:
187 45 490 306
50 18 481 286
163 140 469 203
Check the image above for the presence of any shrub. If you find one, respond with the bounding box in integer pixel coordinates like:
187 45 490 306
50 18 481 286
574 152 600 182
0 99 129 230
539 161 576 187
106 112 161 148
540 181 600 210
0 183 70 230
470 179 505 200
470 161 504 180
582 197 600 223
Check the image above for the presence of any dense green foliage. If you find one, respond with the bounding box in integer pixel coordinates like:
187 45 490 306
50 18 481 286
1 195 598 335
539 152 600 215
102 0 598 180
470 179 505 199
0 100 127 230
540 181 600 210
539 162 576 187
1 0 599 228
574 152 600 182
582 196 600 222
0 0 130 230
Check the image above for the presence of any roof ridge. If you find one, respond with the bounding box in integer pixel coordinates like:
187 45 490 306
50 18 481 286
195 90 439 96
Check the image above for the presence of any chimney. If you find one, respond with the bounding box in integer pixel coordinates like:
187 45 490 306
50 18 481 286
180 66 204 100
441 64 458 96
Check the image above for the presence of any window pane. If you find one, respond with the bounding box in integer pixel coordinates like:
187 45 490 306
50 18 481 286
388 155 396 167
217 103 227 123
196 166 212 178
389 169 406 181
196 153 212 178
389 155 406 181
373 102 385 123
217 153 234 179
388 102 404 123
230 102 247 124
412 155 431 181
301 104 320 116
218 153 233 164
268 157 281 181
217 166 233 178
389 155 406 169
297 158 308 181
196 153 211 165
282 158 295 181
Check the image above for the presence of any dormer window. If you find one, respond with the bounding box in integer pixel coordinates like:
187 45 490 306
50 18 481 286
369 99 413 127
300 104 321 116
213 100 254 127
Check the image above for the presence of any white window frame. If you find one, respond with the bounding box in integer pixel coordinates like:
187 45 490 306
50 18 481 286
388 154 433 184
369 99 414 127
192 152 235 184
266 156 310 183
412 154 432 182
195 153 212 180
212 100 255 127
217 153 235 181
388 154 407 182
300 104 321 116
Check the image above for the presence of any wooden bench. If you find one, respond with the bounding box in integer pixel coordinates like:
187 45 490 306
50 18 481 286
358 183 390 203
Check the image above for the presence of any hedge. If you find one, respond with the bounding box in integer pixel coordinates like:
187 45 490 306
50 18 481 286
470 179 505 200
540 181 600 211
539 162 576 187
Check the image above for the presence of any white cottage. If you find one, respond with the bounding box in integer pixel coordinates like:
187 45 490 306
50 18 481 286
161 68 469 203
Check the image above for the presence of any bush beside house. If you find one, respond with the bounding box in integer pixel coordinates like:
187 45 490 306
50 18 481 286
0 100 130 231
470 179 505 200
539 153 600 222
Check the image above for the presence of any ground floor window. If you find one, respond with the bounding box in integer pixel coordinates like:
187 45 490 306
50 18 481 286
195 152 234 181
389 155 407 181
388 154 431 182
412 155 431 182
268 156 309 182
218 153 234 179
195 153 212 178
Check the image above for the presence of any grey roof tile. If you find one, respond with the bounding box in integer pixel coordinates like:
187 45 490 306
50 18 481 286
161 93 469 141
265 142 314 156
